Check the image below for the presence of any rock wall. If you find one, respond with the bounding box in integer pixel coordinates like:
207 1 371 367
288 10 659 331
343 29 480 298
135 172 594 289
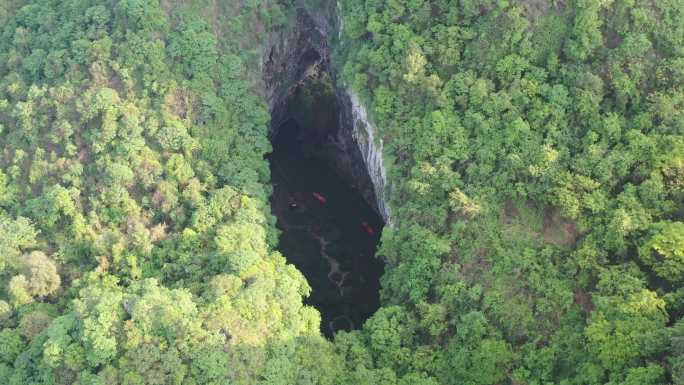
262 8 328 134
261 5 392 224
334 88 392 224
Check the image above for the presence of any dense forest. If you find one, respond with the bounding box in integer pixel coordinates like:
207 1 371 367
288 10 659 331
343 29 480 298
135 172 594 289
0 0 682 384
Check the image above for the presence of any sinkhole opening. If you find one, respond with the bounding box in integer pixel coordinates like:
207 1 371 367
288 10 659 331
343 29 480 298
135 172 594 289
268 73 385 338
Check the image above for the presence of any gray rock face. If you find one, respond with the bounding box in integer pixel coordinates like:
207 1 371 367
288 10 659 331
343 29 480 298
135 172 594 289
261 6 391 224
262 9 329 133
340 89 392 224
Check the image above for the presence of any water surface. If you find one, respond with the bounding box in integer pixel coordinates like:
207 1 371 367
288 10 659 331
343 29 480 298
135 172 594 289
269 119 384 337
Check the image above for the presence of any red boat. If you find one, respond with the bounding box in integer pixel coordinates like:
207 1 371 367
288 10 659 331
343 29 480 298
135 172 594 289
361 221 376 236
313 192 327 204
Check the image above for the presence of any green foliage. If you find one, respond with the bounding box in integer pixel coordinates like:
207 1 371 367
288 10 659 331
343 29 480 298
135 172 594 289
0 0 330 383
20 251 60 298
0 215 37 272
584 265 669 380
337 0 684 382
640 221 684 282
0 328 24 365
0 0 682 383
437 311 514 385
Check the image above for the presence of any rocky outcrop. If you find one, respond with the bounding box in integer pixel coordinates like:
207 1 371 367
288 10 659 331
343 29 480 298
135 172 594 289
342 90 391 223
262 8 329 134
261 6 392 224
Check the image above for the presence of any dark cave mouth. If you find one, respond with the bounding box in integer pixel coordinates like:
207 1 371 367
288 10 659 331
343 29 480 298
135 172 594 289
268 79 385 338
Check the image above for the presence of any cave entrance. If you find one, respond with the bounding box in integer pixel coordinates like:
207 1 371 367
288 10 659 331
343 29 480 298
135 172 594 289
268 73 385 338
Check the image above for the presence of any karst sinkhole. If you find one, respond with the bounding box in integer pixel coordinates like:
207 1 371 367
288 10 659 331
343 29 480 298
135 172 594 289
268 71 385 338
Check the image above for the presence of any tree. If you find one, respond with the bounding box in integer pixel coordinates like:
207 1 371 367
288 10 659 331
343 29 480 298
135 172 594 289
0 328 24 365
18 310 52 340
214 221 265 275
7 275 33 307
640 221 684 282
364 306 416 374
585 265 669 377
437 311 514 385
21 251 60 298
0 215 37 272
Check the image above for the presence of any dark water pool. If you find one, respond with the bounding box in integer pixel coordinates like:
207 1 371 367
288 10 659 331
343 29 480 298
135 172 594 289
269 119 384 338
